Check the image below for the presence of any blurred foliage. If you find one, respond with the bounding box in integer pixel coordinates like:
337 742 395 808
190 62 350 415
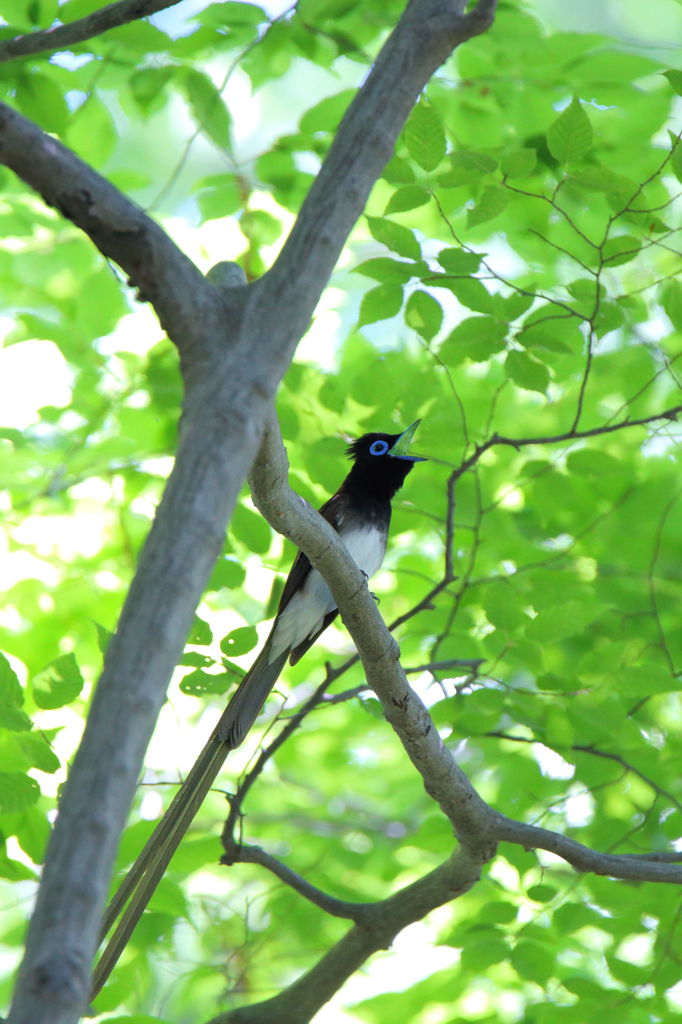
1 0 682 1021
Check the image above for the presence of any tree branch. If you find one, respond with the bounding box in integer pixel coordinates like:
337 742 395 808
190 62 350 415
221 842 374 922
0 0 182 63
0 103 221 378
493 818 682 883
248 416 496 859
452 404 682 482
207 849 482 1024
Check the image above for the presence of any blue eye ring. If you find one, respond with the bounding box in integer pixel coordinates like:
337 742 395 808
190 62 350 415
370 440 389 456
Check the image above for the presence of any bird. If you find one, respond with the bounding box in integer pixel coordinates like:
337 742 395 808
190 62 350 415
92 421 426 998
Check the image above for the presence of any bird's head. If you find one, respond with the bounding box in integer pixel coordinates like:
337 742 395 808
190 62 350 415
345 420 427 499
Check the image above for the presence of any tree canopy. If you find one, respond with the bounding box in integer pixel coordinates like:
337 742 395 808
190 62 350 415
1 0 682 1021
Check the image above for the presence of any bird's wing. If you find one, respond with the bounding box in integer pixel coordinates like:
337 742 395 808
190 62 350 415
275 491 346 613
289 609 340 665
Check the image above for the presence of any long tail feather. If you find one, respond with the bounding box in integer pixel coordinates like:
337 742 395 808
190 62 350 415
92 640 290 999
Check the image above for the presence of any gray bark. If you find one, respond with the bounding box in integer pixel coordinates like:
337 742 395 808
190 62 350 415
0 0 183 62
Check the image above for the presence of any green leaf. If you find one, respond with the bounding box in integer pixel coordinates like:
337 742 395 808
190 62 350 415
546 96 593 164
18 733 60 774
221 658 246 679
358 696 384 720
366 216 421 260
670 133 682 185
505 350 550 394
381 155 415 185
0 772 40 813
510 938 554 984
179 652 214 667
404 290 442 341
220 626 258 657
358 283 403 326
179 669 231 696
26 0 58 26
188 616 213 647
602 234 641 267
403 98 446 172
437 249 483 275
618 665 681 698
606 955 651 987
67 95 118 168
353 258 422 284
526 884 556 903
484 589 526 632
241 208 282 246
207 557 246 591
569 51 661 84
197 179 242 223
299 89 354 133
199 1 265 26
461 936 509 970
661 279 682 331
566 449 622 477
543 706 575 748
0 847 37 881
663 69 682 96
527 601 604 642
567 165 628 192
384 185 429 215
32 654 84 710
438 276 495 313
129 67 174 116
231 503 272 554
554 903 600 933
501 148 537 178
0 699 32 732
57 0 101 20
517 319 576 354
0 652 23 707
561 976 606 1001
450 150 498 175
467 186 510 229
15 73 69 135
439 316 508 365
183 69 231 150
94 622 113 655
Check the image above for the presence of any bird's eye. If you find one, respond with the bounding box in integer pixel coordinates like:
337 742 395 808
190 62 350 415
370 440 389 456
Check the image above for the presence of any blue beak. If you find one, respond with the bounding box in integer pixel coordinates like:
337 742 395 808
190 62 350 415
387 420 428 462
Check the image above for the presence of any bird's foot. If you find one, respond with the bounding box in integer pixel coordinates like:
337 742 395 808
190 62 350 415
360 569 379 604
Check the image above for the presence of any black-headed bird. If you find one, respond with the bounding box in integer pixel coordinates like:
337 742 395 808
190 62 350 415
93 422 426 996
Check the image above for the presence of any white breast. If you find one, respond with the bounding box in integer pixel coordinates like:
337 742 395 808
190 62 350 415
269 524 387 662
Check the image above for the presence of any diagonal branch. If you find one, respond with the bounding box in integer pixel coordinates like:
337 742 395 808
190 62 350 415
221 842 375 922
248 416 496 859
493 818 682 883
207 849 483 1024
0 103 221 376
0 0 182 63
